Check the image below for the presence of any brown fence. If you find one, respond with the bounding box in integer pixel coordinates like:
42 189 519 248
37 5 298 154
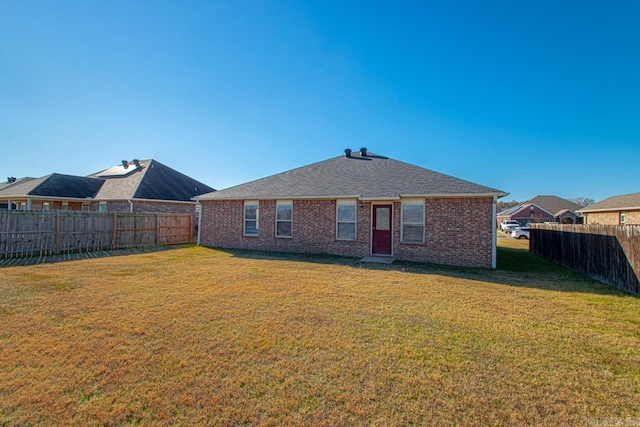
529 224 640 295
0 211 193 259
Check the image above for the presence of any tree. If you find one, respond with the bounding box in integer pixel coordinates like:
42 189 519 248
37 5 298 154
571 197 595 207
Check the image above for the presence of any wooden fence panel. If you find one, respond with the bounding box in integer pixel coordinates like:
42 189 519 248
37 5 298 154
157 214 192 245
0 211 192 259
530 224 640 295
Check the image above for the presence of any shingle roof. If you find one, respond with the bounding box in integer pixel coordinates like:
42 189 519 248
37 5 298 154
0 177 43 197
196 151 505 200
526 195 582 216
0 174 104 199
90 159 215 201
579 192 640 212
497 195 581 217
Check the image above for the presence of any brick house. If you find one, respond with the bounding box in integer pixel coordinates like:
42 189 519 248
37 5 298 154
0 160 215 227
196 149 506 269
496 195 583 227
579 192 640 225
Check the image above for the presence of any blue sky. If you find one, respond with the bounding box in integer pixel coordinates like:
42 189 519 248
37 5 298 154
1 1 638 203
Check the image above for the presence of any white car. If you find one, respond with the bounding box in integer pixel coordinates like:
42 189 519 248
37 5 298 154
500 220 520 233
511 227 530 239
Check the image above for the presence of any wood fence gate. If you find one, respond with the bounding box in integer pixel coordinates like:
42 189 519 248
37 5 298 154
0 211 193 259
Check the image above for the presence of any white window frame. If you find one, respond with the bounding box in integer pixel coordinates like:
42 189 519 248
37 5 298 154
336 199 357 241
62 202 69 211
82 204 90 212
244 201 259 236
98 201 107 213
621 211 626 226
401 199 425 244
43 202 50 211
275 200 293 238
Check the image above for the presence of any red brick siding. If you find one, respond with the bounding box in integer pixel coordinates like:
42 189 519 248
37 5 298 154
201 197 494 268
393 198 493 268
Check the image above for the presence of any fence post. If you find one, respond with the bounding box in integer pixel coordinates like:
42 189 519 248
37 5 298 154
112 212 118 248
55 212 61 253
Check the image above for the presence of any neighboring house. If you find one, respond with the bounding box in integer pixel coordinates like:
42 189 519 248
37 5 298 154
0 174 104 211
579 192 640 225
0 160 215 224
87 159 214 217
195 149 507 269
496 195 583 226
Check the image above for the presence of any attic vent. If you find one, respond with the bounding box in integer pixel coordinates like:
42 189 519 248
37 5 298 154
122 160 129 168
133 159 140 167
360 147 367 156
344 148 352 158
7 177 16 183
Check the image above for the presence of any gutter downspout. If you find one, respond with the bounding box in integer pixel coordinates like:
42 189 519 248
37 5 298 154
128 200 134 213
491 195 497 269
196 201 202 246
7 199 11 211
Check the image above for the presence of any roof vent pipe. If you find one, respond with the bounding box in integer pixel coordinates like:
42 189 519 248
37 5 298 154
344 148 352 158
360 147 367 156
133 159 140 167
122 160 129 169
7 177 16 183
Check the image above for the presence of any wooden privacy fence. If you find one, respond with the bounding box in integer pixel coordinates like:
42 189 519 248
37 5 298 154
0 211 193 259
530 224 640 295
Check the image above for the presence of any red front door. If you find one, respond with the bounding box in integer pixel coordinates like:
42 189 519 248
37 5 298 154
372 205 392 255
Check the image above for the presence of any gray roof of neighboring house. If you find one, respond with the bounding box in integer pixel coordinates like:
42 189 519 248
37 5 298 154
498 195 582 217
90 159 215 201
196 151 506 200
0 175 103 199
526 195 582 216
579 192 640 213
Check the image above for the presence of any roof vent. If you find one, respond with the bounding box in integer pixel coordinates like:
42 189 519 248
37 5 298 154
344 148 352 158
7 177 16 183
122 160 129 169
133 159 140 167
359 147 367 156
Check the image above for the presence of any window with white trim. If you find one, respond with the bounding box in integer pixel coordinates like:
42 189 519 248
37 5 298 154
62 202 69 211
336 199 357 240
82 204 90 212
43 202 50 211
401 199 425 244
276 200 292 238
98 201 107 213
244 201 259 236
621 211 626 226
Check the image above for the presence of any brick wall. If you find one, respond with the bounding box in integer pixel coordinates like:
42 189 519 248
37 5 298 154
200 197 494 268
585 211 621 225
586 210 640 225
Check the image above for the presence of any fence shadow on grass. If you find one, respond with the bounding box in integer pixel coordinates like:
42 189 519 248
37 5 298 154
0 243 196 268
215 245 631 297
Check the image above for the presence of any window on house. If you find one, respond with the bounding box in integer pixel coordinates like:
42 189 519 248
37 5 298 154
244 201 259 236
43 202 50 211
82 204 90 212
401 201 425 244
621 212 626 226
276 200 292 238
336 199 356 240
98 202 107 213
62 202 69 211
20 203 27 211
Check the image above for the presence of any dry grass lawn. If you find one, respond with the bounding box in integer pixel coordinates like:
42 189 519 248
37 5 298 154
1 241 639 425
